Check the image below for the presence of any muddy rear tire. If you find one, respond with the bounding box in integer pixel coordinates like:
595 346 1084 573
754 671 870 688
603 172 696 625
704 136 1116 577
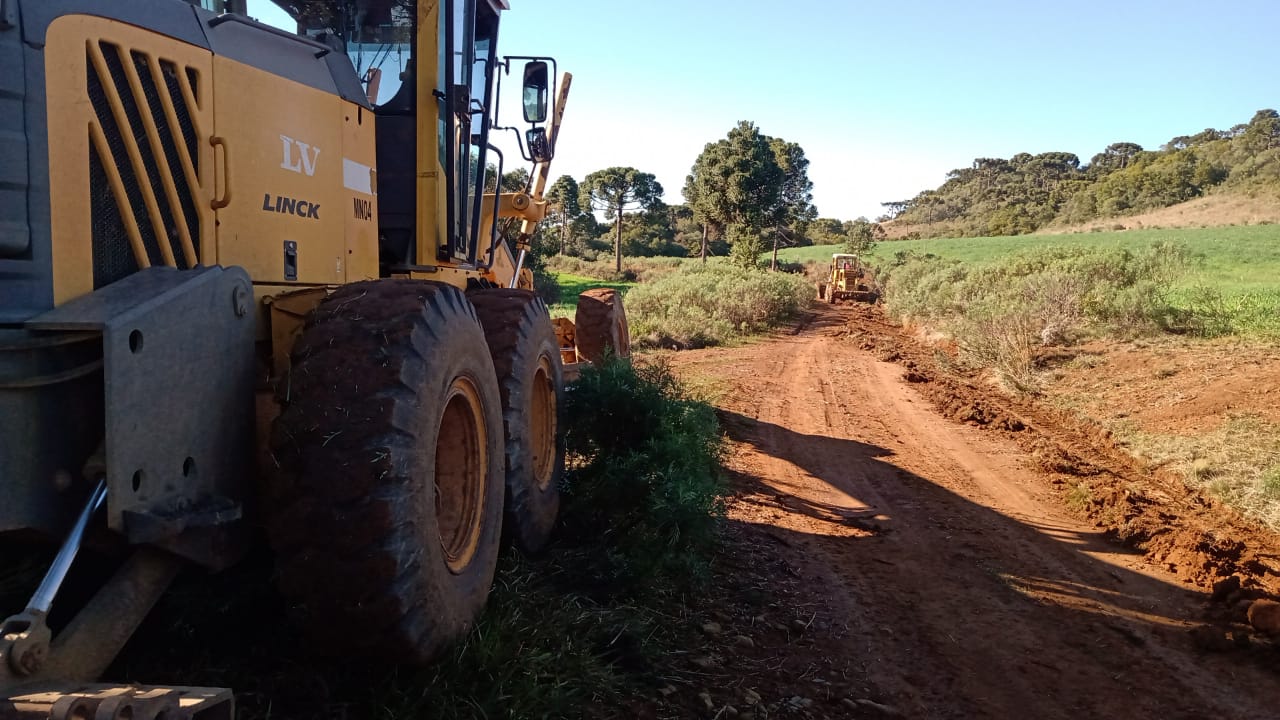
267 280 504 664
468 288 565 554
575 288 630 364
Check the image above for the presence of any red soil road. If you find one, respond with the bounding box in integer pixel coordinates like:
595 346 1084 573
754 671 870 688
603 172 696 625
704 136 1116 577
664 303 1280 719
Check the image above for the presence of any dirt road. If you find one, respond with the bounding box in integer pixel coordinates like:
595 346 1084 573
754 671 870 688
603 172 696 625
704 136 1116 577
663 303 1280 719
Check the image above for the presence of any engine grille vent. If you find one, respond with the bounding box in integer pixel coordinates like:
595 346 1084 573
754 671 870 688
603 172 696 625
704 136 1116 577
85 40 203 288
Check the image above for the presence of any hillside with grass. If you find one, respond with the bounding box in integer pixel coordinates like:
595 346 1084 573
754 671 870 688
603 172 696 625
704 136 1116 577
883 109 1280 238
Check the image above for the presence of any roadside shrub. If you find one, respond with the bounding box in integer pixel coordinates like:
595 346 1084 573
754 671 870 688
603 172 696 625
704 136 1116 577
727 227 767 268
1170 286 1280 338
878 242 1196 392
561 358 726 593
625 265 813 348
880 255 968 322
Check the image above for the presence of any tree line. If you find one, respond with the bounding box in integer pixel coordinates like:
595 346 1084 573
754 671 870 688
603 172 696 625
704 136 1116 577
884 109 1280 237
492 121 880 270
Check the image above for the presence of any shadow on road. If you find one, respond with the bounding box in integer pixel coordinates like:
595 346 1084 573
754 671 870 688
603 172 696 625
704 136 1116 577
710 406 1280 719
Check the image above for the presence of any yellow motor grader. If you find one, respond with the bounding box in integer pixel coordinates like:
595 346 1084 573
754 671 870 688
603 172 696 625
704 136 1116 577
0 0 628 716
818 252 879 304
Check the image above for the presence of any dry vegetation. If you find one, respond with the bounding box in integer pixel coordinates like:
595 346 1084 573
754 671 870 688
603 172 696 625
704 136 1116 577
1116 415 1280 530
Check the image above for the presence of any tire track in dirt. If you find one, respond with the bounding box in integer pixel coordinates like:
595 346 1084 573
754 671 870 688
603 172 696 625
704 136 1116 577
668 305 1280 719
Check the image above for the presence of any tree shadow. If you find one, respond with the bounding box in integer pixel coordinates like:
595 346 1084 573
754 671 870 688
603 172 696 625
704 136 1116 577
710 407 1280 718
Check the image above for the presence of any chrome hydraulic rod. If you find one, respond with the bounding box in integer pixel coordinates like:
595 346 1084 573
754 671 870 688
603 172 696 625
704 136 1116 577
509 248 527 288
28 478 107 614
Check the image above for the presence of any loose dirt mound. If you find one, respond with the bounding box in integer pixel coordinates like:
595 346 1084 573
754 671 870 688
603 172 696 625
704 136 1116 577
830 303 1280 606
1041 338 1280 434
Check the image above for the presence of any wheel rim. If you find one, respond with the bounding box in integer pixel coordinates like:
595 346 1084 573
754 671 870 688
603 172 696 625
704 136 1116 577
435 375 488 574
531 355 556 490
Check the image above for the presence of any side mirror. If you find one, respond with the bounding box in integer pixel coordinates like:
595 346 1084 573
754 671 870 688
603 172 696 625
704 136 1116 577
526 127 552 163
522 61 549 124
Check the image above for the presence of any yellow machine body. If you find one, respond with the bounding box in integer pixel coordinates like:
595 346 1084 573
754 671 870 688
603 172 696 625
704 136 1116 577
41 6 562 329
823 253 878 303
0 1 604 706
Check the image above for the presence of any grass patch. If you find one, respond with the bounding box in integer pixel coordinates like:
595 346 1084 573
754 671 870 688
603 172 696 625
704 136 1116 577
328 554 640 718
1065 482 1093 513
1116 415 1280 530
545 255 689 284
624 265 813 349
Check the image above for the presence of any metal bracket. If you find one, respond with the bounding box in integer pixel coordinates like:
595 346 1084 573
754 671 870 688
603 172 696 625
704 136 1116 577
0 612 51 679
27 267 256 569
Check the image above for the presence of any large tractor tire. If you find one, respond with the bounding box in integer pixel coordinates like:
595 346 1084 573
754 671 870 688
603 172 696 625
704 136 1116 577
574 288 630 364
267 280 505 663
467 288 565 554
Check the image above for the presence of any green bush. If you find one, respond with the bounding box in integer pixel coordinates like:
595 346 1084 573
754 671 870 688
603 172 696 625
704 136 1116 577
727 226 768 268
561 358 726 593
879 242 1196 391
1171 285 1280 338
626 265 813 348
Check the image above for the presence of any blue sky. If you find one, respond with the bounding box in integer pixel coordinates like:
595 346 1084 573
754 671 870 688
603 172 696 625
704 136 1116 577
249 0 1279 221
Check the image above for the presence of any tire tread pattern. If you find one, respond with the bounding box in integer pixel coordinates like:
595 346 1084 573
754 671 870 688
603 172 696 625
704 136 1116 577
574 288 630 364
468 289 565 553
268 279 503 663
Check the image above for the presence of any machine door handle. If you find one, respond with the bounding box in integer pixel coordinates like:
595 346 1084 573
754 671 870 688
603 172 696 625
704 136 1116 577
210 136 230 210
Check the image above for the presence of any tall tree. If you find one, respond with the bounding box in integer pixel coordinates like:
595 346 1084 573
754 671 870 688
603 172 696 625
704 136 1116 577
686 121 802 266
579 167 664 272
483 165 531 192
1245 109 1280 151
844 217 884 256
767 138 817 269
545 175 581 256
500 167 530 192
1087 142 1144 177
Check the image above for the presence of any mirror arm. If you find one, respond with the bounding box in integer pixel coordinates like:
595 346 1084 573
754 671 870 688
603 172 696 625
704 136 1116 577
494 126 534 163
